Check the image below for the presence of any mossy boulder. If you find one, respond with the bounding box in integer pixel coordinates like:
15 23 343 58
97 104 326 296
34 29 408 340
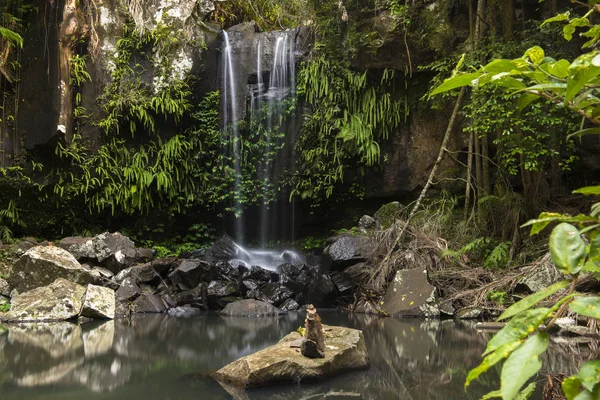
8 246 97 294
4 278 86 322
81 284 115 319
373 201 405 229
212 325 370 388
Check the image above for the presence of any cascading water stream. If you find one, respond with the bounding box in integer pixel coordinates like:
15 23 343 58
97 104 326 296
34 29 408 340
257 31 297 246
222 29 298 248
221 31 244 242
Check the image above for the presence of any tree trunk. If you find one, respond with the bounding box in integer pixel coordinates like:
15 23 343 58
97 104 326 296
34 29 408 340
475 0 486 47
482 131 492 195
464 131 474 220
498 0 515 40
474 131 483 200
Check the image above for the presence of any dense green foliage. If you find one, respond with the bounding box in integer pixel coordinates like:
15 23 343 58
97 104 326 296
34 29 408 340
432 1 600 398
293 58 403 204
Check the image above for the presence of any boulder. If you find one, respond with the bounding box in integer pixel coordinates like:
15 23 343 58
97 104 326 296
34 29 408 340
8 246 97 293
115 278 142 301
122 263 160 284
210 235 238 260
373 201 404 229
0 278 9 297
81 284 115 319
382 268 440 317
133 294 167 313
455 307 483 319
255 283 294 306
93 232 138 272
207 280 239 300
279 298 300 311
249 265 272 283
358 215 380 233
168 260 214 290
322 236 376 271
58 236 96 259
135 248 154 262
4 278 86 321
307 275 337 306
519 255 564 293
212 325 369 388
220 299 285 317
331 272 355 293
172 285 207 309
151 257 177 276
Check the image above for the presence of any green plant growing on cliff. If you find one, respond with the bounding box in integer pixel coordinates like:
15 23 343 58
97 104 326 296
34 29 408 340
0 303 9 312
292 57 403 205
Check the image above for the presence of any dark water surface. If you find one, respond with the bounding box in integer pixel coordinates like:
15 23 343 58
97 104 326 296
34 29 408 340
0 311 520 399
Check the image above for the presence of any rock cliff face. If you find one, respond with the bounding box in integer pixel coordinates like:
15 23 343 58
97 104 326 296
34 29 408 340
12 0 466 203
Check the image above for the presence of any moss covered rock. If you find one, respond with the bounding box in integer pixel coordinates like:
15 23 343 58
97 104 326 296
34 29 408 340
373 201 405 229
4 278 86 322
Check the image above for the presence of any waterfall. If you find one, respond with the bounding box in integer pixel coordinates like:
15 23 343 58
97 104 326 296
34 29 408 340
257 31 297 246
221 31 244 242
222 28 298 246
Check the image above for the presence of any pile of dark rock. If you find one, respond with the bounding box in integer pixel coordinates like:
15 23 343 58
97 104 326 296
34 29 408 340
0 232 352 322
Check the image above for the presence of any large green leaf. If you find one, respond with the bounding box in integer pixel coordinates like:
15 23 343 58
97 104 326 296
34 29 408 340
573 186 600 195
577 360 600 392
0 26 23 48
563 376 582 400
516 93 541 112
549 223 586 275
500 333 548 400
498 280 570 321
484 59 519 74
565 66 600 103
525 46 545 65
522 212 567 235
430 72 482 95
569 296 600 319
485 308 552 355
465 341 522 389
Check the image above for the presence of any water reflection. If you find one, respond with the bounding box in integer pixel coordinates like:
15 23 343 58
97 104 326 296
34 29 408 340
0 312 587 399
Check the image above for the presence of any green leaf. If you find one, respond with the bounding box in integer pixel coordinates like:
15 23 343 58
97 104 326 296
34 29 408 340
541 12 570 27
500 333 548 400
498 280 570 321
565 67 600 103
484 59 519 74
0 26 23 48
515 382 537 400
563 376 582 400
524 46 545 65
577 360 600 392
574 388 600 400
550 59 572 78
465 341 522 389
516 93 540 112
573 186 600 195
549 223 586 275
567 128 600 140
569 296 600 320
522 212 568 235
485 308 552 356
431 72 483 95
482 390 502 399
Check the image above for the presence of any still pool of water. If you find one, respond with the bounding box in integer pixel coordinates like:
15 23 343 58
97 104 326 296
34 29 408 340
0 311 540 399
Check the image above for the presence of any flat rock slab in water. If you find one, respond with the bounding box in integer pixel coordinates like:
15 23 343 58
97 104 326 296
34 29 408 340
212 325 369 388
